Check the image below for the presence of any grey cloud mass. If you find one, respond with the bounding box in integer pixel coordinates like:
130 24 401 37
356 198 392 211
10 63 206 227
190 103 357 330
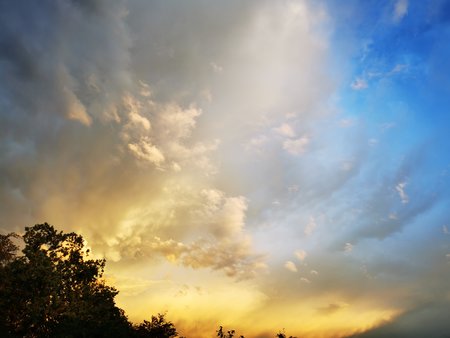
0 0 263 278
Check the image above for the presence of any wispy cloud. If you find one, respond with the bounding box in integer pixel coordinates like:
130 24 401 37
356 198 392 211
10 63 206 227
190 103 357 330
393 0 409 22
396 181 409 204
351 78 368 90
304 216 317 235
283 136 310 155
317 303 348 315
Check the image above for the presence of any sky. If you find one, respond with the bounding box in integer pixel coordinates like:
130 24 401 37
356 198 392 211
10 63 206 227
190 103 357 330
1 0 450 337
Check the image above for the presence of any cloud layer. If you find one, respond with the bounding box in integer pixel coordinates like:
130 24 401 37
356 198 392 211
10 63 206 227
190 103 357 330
1 0 450 337
0 0 263 279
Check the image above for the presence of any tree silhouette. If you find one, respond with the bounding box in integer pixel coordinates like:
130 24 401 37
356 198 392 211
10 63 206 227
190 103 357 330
215 326 297 338
0 233 18 266
134 313 178 338
276 331 297 338
0 223 130 337
216 326 244 338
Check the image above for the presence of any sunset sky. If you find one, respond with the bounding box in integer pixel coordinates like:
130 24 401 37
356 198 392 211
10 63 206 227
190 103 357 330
1 0 450 337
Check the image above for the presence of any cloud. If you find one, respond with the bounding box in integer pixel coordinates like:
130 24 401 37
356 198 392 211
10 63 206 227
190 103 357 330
284 261 298 273
64 86 92 126
344 243 353 252
389 213 398 220
0 0 260 281
317 303 348 315
10 1 450 337
368 138 378 146
339 118 356 128
381 122 396 131
393 0 408 22
443 225 449 235
304 216 317 235
0 0 133 229
295 250 307 262
351 78 368 90
283 136 310 155
352 302 450 337
128 140 165 166
274 123 296 138
194 189 249 238
107 275 159 297
396 181 409 204
120 91 216 172
210 62 223 73
389 64 408 74
148 235 266 280
340 160 354 172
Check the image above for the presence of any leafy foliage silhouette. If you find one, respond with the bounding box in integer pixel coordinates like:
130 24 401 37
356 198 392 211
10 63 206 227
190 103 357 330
216 326 297 338
0 233 18 266
134 313 178 338
276 331 297 338
216 325 244 338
